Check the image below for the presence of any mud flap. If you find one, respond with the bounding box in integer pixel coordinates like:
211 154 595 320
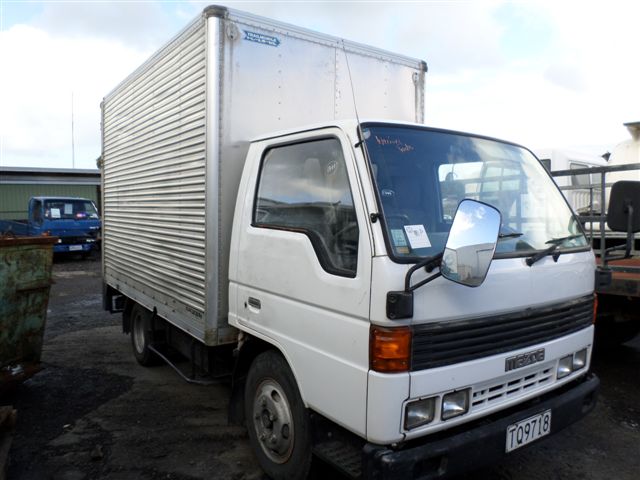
0 406 17 480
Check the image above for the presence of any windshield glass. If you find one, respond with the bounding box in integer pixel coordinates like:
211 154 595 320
363 124 588 260
44 199 99 220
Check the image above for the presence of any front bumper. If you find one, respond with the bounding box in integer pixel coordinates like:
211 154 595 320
53 242 94 253
363 373 599 480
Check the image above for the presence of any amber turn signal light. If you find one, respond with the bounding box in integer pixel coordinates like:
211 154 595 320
370 325 411 373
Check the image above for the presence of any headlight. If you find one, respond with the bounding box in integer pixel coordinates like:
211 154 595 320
573 348 587 371
441 389 470 421
405 397 436 430
557 355 573 379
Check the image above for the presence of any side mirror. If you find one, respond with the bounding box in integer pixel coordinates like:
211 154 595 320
441 199 501 287
604 180 640 261
607 181 640 232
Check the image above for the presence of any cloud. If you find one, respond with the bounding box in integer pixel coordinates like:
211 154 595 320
210 1 507 74
34 2 174 50
0 23 150 168
544 63 587 92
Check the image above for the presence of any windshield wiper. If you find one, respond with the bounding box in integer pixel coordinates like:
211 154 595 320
526 244 560 267
499 232 523 239
526 234 584 266
545 234 584 245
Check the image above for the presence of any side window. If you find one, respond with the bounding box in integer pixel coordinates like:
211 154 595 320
570 163 590 186
32 200 43 224
254 138 359 277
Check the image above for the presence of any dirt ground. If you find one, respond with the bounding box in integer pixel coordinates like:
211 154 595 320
3 255 640 480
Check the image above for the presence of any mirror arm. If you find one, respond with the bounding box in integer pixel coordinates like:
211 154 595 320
625 204 634 259
403 253 443 291
387 253 443 320
603 203 634 265
409 272 442 292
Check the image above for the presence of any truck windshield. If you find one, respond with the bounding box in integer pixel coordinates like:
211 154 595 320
362 124 588 261
43 199 99 221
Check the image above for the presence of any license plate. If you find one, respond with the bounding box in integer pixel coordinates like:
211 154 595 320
68 245 83 251
506 410 551 453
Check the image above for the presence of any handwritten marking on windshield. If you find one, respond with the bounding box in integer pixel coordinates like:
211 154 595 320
375 135 414 153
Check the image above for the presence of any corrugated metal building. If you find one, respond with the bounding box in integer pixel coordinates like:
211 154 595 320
0 167 101 220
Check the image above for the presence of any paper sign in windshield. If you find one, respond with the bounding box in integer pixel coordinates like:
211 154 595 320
391 229 408 247
64 203 73 215
51 208 61 219
404 225 431 249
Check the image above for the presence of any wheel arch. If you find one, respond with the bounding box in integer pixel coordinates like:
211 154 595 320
228 333 307 425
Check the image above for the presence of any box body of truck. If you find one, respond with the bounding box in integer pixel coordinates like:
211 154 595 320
101 6 426 347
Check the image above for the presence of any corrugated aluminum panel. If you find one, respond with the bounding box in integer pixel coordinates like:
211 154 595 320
102 17 209 341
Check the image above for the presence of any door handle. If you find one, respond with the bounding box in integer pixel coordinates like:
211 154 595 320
248 297 261 310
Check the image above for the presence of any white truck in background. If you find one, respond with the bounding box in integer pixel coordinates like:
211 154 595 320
535 148 607 215
102 6 605 479
605 122 640 190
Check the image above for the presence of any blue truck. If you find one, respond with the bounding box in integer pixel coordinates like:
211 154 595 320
0 197 101 254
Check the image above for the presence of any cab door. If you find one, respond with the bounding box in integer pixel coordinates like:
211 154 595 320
232 128 372 435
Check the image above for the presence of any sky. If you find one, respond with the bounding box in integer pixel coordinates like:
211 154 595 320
0 0 638 170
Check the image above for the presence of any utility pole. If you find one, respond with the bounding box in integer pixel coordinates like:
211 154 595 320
71 91 75 168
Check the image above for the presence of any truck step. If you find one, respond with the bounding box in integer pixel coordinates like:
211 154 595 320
314 440 362 479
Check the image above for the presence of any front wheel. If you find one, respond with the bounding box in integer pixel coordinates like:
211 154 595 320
244 350 312 480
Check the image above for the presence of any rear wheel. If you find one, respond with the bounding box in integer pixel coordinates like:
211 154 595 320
245 350 311 480
130 303 159 366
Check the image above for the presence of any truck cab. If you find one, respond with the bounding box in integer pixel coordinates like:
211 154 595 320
27 196 101 254
228 120 599 478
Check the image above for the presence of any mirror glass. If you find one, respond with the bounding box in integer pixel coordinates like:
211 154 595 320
441 199 501 287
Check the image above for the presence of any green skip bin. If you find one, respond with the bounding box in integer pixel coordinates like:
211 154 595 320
0 235 57 390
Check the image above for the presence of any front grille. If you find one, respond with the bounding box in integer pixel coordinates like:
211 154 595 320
471 363 554 411
411 296 593 371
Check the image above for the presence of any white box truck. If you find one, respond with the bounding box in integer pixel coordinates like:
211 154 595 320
102 6 602 479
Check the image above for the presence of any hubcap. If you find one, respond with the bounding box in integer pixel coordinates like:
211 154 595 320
132 312 146 354
252 379 294 464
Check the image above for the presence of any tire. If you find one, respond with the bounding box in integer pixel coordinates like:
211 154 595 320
244 350 312 480
595 297 640 349
130 303 160 366
595 319 640 349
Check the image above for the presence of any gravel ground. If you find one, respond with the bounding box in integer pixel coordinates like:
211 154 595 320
4 255 640 479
